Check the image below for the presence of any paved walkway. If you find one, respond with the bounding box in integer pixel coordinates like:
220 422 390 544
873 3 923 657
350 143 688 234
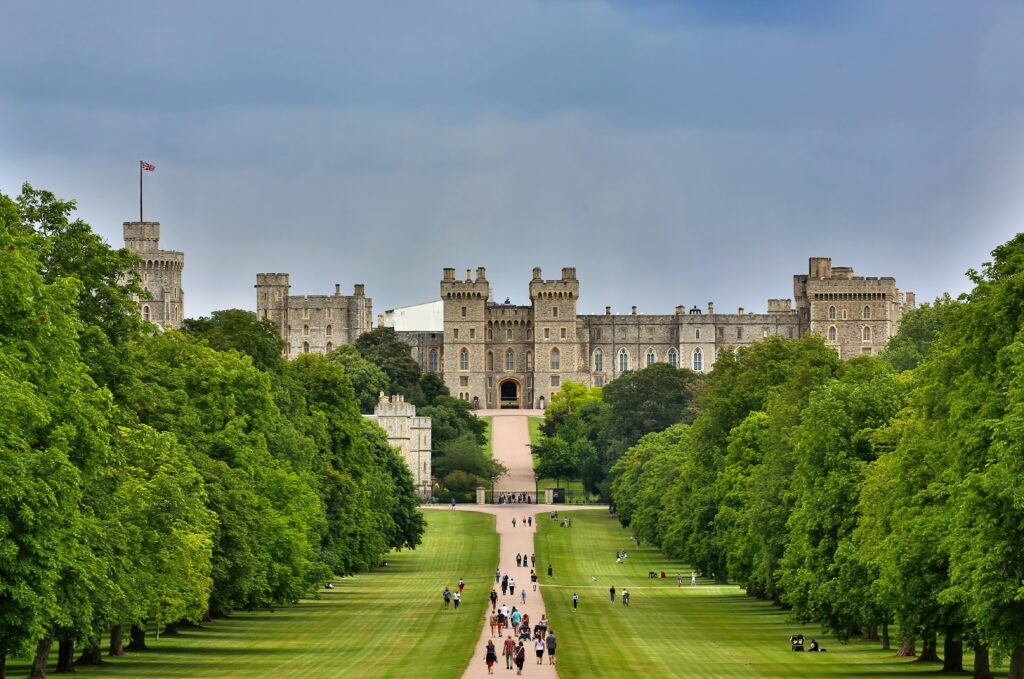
458 411 559 679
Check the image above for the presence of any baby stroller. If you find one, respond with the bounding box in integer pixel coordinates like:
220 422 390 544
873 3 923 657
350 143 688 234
790 634 804 652
518 625 532 642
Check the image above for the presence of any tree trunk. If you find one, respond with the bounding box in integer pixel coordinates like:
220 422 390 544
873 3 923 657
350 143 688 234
861 624 878 641
76 644 102 666
126 625 147 652
1 652 6 679
55 636 75 673
30 637 51 679
895 635 916 657
162 621 179 636
1008 646 1024 679
917 629 940 663
941 635 962 672
881 622 890 651
973 644 993 679
108 626 125 657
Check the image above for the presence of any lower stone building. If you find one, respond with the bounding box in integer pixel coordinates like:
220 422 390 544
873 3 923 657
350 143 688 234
364 393 432 497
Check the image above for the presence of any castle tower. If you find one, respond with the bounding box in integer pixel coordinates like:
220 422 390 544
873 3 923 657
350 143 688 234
124 221 184 329
529 267 582 408
255 273 291 349
441 267 489 406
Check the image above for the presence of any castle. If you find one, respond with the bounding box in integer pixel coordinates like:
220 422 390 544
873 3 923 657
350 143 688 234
124 221 184 330
382 259 915 410
364 393 432 495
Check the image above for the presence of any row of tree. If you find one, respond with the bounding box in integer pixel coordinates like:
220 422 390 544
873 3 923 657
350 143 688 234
0 185 424 678
608 235 1024 678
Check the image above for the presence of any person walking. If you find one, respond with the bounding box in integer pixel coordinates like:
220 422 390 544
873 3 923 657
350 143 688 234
510 578 516 596
501 578 508 596
458 578 465 593
503 635 516 670
531 571 538 591
691 571 698 586
497 610 506 635
454 590 461 610
516 553 522 568
485 640 497 674
495 568 500 584
511 608 521 634
623 588 630 606
520 588 526 605
572 592 579 611
528 516 533 527
512 517 517 528
531 553 536 568
489 611 498 637
547 564 553 578
514 641 526 675
609 585 616 603
676 573 683 587
546 630 557 664
490 588 498 612
443 587 452 610
534 636 545 664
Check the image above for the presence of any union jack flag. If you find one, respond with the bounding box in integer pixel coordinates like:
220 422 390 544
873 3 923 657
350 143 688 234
140 161 155 171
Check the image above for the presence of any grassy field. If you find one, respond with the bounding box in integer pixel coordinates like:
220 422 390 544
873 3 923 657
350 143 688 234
9 511 498 679
534 510 942 679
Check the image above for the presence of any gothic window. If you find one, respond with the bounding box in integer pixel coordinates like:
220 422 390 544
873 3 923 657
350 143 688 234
841 309 848 320
488 329 493 340
695 328 701 340
303 342 310 353
505 349 514 371
326 342 333 352
506 329 513 340
550 348 560 370
618 349 629 373
863 326 871 342
142 305 150 322
595 376 605 387
693 348 703 372
429 350 439 372
459 348 469 370
527 330 533 340
646 348 656 366
303 324 310 336
668 349 678 368
828 305 836 320
326 324 333 337
863 305 871 320
526 351 533 370
828 326 837 342
487 351 494 371
594 349 604 372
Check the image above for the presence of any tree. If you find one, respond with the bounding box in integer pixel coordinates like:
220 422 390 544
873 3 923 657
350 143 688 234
354 327 425 404
182 309 285 373
326 344 389 413
879 297 952 372
534 437 580 489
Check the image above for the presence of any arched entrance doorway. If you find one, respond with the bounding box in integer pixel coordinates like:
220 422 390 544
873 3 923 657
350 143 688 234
499 379 520 409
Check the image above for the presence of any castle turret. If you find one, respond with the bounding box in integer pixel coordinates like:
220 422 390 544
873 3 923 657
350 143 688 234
256 273 291 350
124 221 184 329
441 266 490 406
529 267 582 407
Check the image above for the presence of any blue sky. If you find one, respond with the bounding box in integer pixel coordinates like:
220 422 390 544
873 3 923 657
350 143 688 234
3 0 1023 317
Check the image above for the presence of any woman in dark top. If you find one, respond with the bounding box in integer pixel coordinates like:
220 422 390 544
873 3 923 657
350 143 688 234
485 640 497 674
514 641 527 675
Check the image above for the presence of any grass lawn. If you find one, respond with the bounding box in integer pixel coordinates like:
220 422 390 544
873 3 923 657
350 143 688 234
534 509 943 679
8 511 498 679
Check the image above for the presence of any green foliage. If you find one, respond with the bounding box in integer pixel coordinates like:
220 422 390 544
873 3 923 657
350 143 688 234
182 309 286 373
879 296 953 372
354 327 425 404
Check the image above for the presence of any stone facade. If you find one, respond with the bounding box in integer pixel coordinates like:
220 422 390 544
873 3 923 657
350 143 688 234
124 221 184 330
255 274 372 357
394 258 914 409
364 393 432 496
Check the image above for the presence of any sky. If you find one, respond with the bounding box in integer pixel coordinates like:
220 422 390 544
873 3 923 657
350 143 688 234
3 0 1024 318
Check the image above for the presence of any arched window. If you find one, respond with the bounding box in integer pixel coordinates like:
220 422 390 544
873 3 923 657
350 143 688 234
618 349 629 373
550 348 560 370
841 309 848 320
693 348 703 372
487 351 494 371
505 349 514 371
828 306 836 320
828 326 837 342
303 342 310 353
695 328 701 340
142 305 150 322
646 348 656 366
863 326 871 342
594 349 604 372
863 306 871 320
668 348 678 368
428 350 438 373
326 324 333 336
326 342 333 352
459 348 469 370
526 351 533 370
303 324 310 336
506 329 513 340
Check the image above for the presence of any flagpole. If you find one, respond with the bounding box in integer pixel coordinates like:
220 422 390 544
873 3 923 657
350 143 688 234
139 161 143 223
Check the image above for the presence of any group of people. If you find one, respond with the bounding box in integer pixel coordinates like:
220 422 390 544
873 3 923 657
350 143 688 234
442 578 466 611
484 629 556 674
608 585 630 606
496 492 532 504
510 516 533 527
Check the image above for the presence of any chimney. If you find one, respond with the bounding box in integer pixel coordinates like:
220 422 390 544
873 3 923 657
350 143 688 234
443 267 456 281
708 302 715 315
675 305 684 315
532 267 542 280
605 306 611 315
561 267 576 281
476 267 486 281
906 291 916 308
466 269 472 282
631 306 637 315
354 284 365 296
334 283 341 296
738 307 745 315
